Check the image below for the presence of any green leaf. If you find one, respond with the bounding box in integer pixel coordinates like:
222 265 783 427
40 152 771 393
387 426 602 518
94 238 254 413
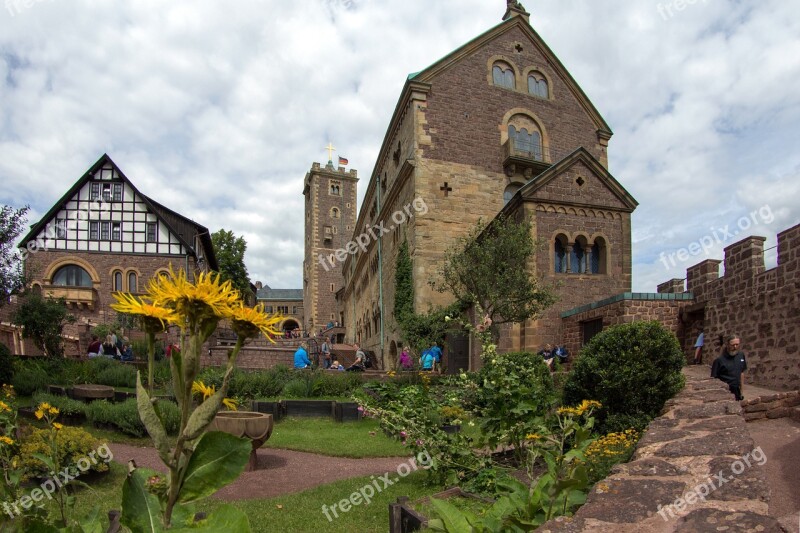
429 498 475 533
121 468 163 533
73 506 103 533
171 504 251 532
136 372 172 466
31 452 56 471
178 431 250 503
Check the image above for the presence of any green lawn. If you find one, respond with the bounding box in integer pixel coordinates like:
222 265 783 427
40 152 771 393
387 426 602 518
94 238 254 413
20 457 441 533
262 417 408 457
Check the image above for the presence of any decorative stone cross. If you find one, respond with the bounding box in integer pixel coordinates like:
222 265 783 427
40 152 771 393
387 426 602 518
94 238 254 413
440 182 453 197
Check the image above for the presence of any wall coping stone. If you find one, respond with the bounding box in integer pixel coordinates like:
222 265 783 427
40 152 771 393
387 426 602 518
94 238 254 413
560 292 694 319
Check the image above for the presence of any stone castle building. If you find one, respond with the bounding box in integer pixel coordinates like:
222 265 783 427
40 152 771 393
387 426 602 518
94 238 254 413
303 1 638 369
1 153 217 355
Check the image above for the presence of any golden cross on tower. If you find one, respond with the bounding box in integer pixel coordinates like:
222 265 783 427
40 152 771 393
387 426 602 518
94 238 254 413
324 142 336 163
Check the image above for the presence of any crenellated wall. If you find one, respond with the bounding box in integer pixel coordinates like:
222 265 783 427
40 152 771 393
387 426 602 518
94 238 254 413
668 224 800 391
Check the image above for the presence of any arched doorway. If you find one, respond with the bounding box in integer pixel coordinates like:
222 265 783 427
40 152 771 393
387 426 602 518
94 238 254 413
281 319 300 332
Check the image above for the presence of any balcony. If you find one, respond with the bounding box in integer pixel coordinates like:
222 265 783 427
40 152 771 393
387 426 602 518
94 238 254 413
502 138 553 178
42 285 96 309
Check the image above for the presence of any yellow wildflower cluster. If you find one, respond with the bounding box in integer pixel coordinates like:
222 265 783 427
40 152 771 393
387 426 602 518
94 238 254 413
34 403 59 420
585 429 639 460
2 384 14 398
557 399 602 417
525 433 543 441
0 401 11 413
0 436 14 446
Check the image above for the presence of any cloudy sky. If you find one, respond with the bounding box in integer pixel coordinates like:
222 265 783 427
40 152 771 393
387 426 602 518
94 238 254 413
1 0 798 292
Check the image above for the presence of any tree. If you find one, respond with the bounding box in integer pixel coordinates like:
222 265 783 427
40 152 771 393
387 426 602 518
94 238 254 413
12 292 75 357
210 229 251 298
0 204 29 305
433 215 556 325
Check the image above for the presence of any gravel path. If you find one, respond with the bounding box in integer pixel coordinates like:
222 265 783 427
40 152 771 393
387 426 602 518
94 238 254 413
109 443 411 501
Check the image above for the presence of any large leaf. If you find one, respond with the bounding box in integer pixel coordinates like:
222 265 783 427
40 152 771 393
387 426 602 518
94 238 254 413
178 431 250 503
172 504 251 532
429 498 476 533
121 468 163 533
136 373 172 466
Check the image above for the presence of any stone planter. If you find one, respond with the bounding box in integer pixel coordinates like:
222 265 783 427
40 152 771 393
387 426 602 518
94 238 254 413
72 384 115 402
209 411 273 471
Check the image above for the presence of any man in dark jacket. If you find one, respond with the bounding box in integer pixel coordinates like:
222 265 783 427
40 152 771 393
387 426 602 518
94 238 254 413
710 335 747 401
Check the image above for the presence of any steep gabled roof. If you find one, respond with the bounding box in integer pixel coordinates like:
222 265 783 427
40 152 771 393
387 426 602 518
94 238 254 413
19 154 218 270
411 15 612 135
256 288 303 301
505 147 638 214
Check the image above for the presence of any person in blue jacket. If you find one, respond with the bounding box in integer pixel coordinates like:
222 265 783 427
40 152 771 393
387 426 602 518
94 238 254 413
420 349 435 371
294 342 312 369
429 342 443 372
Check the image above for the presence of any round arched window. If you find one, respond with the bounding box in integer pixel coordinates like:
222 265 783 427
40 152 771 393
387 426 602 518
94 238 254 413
52 265 92 287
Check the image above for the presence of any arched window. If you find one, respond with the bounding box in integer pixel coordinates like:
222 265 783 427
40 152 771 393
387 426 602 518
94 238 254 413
113 271 123 291
52 265 92 287
508 125 542 161
572 236 589 273
528 71 548 98
591 238 607 274
554 237 567 273
128 272 138 293
330 207 340 219
503 183 522 205
492 62 515 89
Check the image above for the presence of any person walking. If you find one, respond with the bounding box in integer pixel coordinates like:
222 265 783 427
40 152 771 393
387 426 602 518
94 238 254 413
710 334 747 401
693 330 704 365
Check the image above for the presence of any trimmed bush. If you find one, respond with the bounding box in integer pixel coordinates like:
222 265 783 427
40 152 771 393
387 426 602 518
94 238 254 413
94 363 137 388
562 321 685 432
86 397 179 437
232 370 286 400
11 362 50 396
17 425 110 480
312 371 363 397
31 392 87 417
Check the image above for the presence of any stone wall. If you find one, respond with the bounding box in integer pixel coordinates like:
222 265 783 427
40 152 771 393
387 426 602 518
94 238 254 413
670 224 800 391
741 391 800 422
539 371 779 532
559 294 694 360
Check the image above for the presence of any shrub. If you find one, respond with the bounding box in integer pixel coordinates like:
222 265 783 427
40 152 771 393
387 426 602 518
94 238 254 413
312 371 363 397
282 371 322 398
86 399 145 437
17 426 109 480
94 363 136 388
154 400 180 435
0 343 13 386
232 370 285 400
563 321 685 433
31 392 87 417
11 362 49 396
469 351 555 456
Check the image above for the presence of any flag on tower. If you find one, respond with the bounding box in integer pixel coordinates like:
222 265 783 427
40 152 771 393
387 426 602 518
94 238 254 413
338 156 349 166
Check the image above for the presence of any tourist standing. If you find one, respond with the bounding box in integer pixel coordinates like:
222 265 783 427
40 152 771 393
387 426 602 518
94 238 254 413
710 335 747 401
693 330 704 365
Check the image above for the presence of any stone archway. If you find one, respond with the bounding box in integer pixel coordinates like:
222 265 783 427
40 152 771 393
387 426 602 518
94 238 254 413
281 319 300 331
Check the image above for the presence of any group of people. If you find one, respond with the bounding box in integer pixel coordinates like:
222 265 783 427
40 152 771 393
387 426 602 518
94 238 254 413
395 343 441 372
537 343 569 369
87 333 133 361
294 341 368 372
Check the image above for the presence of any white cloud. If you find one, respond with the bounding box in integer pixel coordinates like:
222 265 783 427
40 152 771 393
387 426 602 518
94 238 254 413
0 0 797 291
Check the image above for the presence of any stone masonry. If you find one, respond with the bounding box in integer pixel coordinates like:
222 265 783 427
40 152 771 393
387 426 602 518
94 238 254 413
539 370 779 532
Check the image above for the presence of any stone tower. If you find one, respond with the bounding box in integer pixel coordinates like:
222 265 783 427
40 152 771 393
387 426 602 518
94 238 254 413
302 161 358 334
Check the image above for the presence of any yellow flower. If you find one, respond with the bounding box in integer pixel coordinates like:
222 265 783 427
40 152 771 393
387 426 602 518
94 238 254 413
49 407 59 415
222 397 238 411
225 303 282 340
35 409 44 420
111 293 179 331
0 401 10 412
38 402 51 411
52 423 63 430
2 384 14 398
525 433 542 441
0 436 14 446
192 380 215 401
148 268 240 322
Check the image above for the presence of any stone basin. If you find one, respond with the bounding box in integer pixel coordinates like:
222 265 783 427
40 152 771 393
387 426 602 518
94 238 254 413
209 411 273 471
72 384 115 401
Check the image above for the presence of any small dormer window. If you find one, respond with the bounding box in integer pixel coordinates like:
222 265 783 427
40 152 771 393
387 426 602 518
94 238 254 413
492 62 515 89
528 71 548 98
